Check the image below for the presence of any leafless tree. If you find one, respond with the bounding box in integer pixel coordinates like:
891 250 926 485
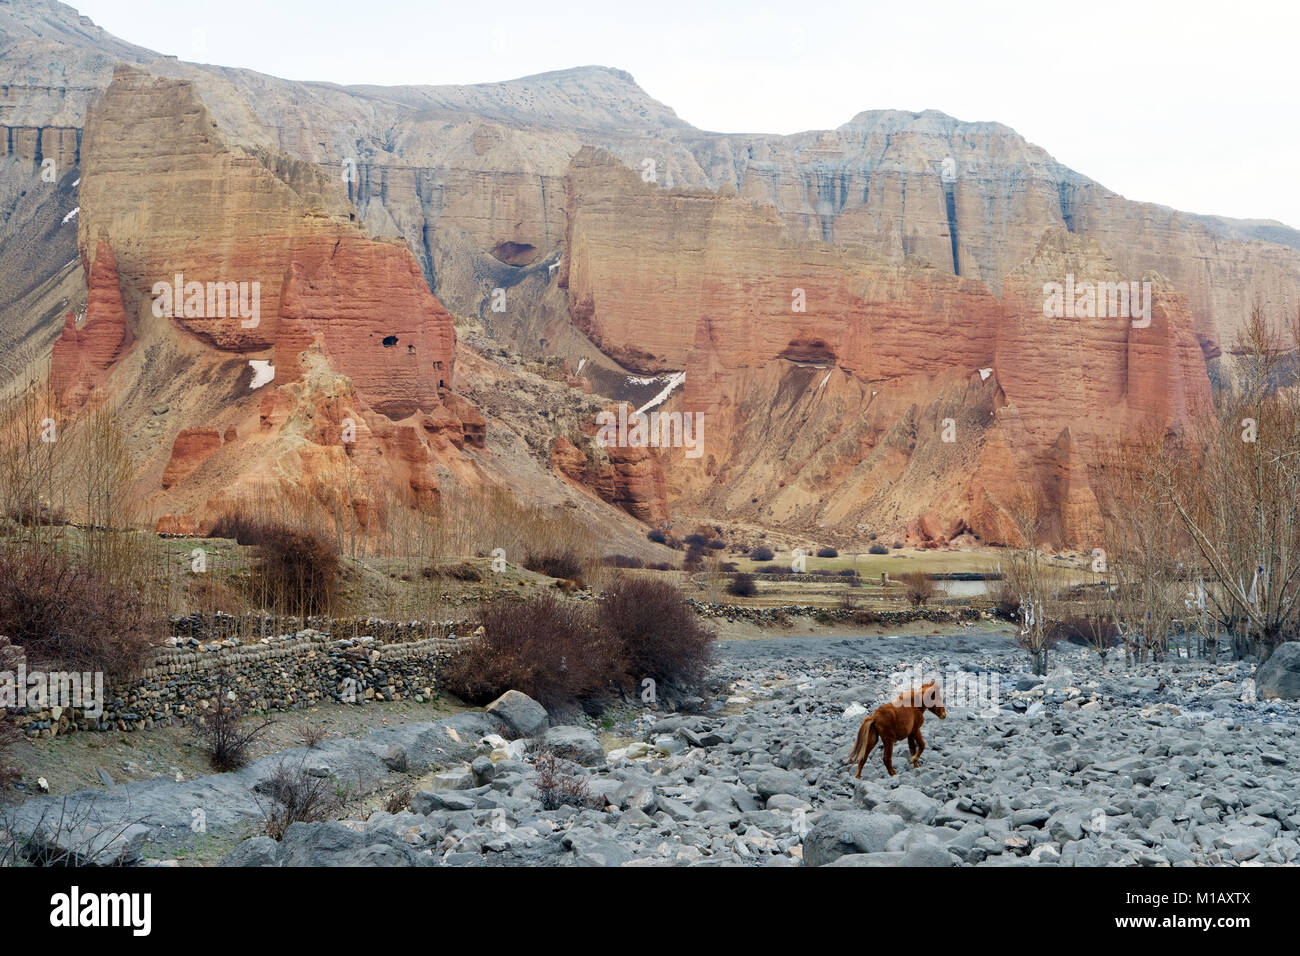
1144 307 1300 662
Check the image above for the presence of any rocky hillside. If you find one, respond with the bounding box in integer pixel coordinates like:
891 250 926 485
2 0 1298 545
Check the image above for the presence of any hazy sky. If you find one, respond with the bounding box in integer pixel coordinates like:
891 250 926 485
72 0 1300 228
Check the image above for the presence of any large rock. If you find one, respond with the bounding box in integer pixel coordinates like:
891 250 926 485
60 65 476 523
22 822 150 867
755 769 805 801
879 786 940 825
1256 643 1300 700
541 726 605 766
412 790 477 814
486 690 549 739
274 821 430 867
218 836 279 867
803 811 905 867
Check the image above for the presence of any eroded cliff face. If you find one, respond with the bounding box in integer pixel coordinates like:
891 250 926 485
76 67 362 352
49 238 127 408
6 2 1298 547
61 66 470 529
556 148 1216 546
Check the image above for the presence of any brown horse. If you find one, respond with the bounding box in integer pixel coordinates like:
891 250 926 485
847 681 947 777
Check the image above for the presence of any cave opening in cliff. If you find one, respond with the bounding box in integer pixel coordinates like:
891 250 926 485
382 335 398 348
492 240 538 266
779 337 837 365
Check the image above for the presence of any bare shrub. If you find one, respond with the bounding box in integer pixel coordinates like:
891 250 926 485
868 543 889 555
996 489 1057 674
190 670 274 771
294 720 327 749
750 546 774 562
0 718 19 793
1095 426 1192 664
899 572 935 606
534 749 592 810
0 545 162 682
1135 307 1300 662
256 758 342 841
524 549 584 580
682 543 707 571
440 593 620 708
817 547 838 558
727 572 758 597
0 637 21 792
990 576 1021 620
208 513 339 616
382 785 413 815
442 562 482 581
598 574 715 692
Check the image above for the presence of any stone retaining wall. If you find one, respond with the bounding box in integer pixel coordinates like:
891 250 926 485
4 629 467 739
687 600 988 626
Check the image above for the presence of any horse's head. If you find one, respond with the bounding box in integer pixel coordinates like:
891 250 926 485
921 680 947 719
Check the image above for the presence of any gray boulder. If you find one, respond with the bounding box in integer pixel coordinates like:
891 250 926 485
486 690 549 738
218 836 280 867
755 769 804 801
1256 643 1300 700
880 786 940 825
23 822 150 867
412 789 477 814
275 821 429 866
381 745 408 772
825 851 906 866
900 839 957 867
541 726 605 766
803 811 905 867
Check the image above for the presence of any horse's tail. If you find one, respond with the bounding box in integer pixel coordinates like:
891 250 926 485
847 717 874 765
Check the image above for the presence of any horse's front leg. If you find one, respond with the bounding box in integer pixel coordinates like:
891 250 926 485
910 730 925 768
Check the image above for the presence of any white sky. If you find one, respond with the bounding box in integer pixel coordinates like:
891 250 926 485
72 0 1300 228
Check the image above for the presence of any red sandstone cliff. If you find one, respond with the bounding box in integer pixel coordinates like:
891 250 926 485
6 5 1298 548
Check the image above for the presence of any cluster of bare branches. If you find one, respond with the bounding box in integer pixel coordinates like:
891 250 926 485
1098 307 1300 664
189 670 274 771
255 757 343 841
990 488 1056 674
533 749 593 811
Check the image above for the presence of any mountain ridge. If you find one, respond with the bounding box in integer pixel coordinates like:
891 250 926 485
3 1 1298 548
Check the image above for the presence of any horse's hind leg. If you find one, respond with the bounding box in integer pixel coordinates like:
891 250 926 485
910 730 925 767
882 737 896 776
856 724 880 778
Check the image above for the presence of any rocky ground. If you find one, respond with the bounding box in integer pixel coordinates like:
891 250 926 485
5 629 1299 867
